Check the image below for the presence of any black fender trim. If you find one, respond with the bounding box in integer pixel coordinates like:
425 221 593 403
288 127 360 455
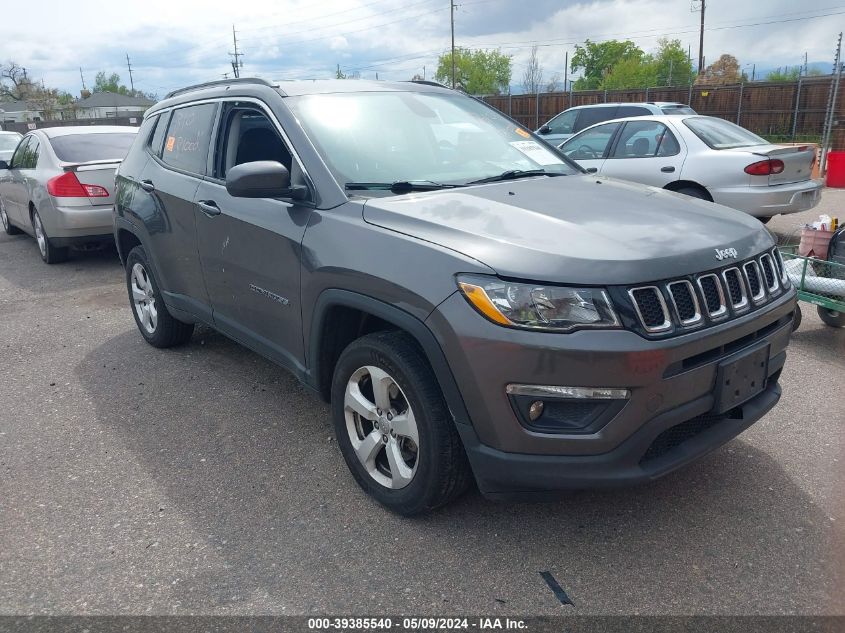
309 289 474 428
113 216 140 264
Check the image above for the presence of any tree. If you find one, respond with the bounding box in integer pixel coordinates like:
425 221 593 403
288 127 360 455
94 71 127 94
571 39 643 89
697 54 741 85
601 57 658 90
545 72 562 92
0 61 37 100
766 66 801 82
653 38 693 86
521 45 543 94
434 48 511 94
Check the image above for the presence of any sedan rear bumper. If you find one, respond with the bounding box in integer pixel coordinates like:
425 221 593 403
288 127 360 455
711 179 822 217
49 204 114 238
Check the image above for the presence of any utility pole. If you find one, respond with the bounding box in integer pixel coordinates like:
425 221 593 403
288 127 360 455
230 25 243 78
126 53 135 92
803 52 808 76
668 59 674 86
820 32 842 175
79 67 86 92
692 0 706 73
450 0 456 88
564 51 568 96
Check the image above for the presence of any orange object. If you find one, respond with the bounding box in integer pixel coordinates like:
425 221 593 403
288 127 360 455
799 228 834 259
826 151 845 188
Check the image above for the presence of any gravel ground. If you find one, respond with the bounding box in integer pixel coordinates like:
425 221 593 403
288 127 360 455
0 190 843 616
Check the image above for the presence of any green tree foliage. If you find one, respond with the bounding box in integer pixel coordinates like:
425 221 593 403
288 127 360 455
766 67 801 82
571 39 643 89
435 48 512 94
598 39 693 90
653 38 693 85
94 71 127 94
601 57 658 90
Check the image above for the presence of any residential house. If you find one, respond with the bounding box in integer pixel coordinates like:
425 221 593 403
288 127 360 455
0 100 45 125
74 92 154 120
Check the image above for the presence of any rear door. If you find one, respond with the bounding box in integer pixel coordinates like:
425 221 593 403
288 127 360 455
600 119 686 187
194 100 312 371
137 102 217 319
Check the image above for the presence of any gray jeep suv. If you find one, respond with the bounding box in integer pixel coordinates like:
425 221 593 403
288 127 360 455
114 78 795 515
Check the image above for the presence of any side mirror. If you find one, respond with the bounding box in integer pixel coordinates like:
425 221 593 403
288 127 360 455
225 161 307 200
538 125 551 135
0 160 8 170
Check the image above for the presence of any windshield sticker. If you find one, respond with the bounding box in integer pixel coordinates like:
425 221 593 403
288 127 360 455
515 127 531 138
509 140 560 165
165 136 175 152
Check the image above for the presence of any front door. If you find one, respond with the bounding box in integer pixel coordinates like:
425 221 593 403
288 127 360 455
195 102 312 372
559 121 623 174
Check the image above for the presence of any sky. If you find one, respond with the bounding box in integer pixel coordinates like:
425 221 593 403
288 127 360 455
0 0 841 98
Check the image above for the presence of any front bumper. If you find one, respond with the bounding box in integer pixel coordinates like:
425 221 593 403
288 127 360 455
426 288 795 496
711 179 822 217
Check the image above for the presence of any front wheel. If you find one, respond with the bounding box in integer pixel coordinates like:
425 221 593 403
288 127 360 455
125 245 194 347
1 199 22 235
817 306 845 328
331 331 471 515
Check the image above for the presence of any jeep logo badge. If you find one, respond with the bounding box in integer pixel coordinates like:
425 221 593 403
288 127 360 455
715 247 738 261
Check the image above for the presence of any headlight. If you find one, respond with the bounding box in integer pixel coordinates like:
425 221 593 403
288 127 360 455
457 275 620 332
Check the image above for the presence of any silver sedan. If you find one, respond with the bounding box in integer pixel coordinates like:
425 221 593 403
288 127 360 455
0 126 137 263
0 130 22 163
558 114 822 223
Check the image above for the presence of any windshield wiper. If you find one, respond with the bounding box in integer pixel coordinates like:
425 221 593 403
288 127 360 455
344 180 462 194
466 169 565 185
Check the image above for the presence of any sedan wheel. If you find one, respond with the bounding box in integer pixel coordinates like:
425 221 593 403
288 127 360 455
30 209 68 264
33 212 47 257
131 262 158 334
344 365 419 489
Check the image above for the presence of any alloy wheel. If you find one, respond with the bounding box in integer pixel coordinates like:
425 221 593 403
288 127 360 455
33 213 46 257
344 365 419 489
131 263 158 334
0 201 8 231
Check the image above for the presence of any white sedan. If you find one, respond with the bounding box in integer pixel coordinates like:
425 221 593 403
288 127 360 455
558 114 822 223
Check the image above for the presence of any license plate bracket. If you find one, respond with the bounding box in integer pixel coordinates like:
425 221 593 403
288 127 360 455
713 344 770 414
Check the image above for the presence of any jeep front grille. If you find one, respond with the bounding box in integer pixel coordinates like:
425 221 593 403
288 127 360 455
626 249 786 336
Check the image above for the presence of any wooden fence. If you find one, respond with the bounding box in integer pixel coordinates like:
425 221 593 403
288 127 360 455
479 76 844 150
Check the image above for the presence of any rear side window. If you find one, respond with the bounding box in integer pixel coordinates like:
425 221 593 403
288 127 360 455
610 121 680 158
148 113 169 157
661 105 696 115
683 116 767 149
50 133 137 162
161 104 217 175
546 109 578 135
616 106 651 118
10 137 31 168
573 106 618 133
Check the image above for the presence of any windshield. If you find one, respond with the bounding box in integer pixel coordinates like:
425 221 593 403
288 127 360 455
0 134 21 152
683 116 767 149
49 132 137 162
286 91 578 189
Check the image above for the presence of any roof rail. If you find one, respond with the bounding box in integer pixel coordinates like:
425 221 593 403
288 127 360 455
406 79 451 89
165 77 279 99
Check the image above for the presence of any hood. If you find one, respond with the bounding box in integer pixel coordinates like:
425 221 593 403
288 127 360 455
362 175 774 285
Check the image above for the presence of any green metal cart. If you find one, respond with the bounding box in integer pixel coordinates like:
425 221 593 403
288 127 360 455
779 246 845 330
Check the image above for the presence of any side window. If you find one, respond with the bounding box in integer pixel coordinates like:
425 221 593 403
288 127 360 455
573 106 618 133
546 110 578 135
616 106 651 118
148 113 169 157
10 136 31 169
560 122 621 160
161 103 216 175
214 105 292 180
610 121 680 159
26 138 40 168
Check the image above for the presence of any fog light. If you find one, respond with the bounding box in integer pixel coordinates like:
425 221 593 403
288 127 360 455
528 400 545 421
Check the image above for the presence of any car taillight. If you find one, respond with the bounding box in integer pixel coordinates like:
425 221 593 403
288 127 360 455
744 159 785 176
47 172 109 198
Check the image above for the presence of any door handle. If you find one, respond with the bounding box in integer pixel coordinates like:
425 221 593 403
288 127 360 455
139 179 155 192
585 167 598 174
197 200 221 217
660 166 676 173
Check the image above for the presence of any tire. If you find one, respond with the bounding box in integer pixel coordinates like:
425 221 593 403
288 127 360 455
331 331 471 515
674 186 710 201
0 199 22 235
817 305 845 328
125 245 194 348
792 304 802 331
758 216 773 225
31 209 68 264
